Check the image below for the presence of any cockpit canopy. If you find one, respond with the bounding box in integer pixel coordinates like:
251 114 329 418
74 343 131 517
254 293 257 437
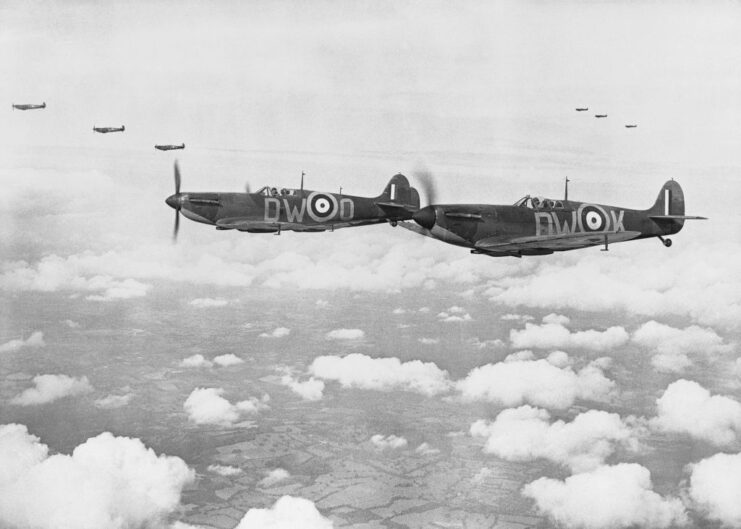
513 195 565 210
255 186 299 197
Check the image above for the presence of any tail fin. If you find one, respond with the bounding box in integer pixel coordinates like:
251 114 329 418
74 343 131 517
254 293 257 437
648 180 685 217
375 173 420 220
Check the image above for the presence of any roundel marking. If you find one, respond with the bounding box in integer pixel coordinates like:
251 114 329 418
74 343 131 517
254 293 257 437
577 204 609 232
307 192 339 222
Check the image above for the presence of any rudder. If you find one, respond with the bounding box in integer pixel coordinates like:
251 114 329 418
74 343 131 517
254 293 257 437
648 180 685 216
377 173 420 209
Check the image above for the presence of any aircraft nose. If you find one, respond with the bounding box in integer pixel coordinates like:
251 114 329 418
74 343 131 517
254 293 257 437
165 193 182 209
412 205 436 230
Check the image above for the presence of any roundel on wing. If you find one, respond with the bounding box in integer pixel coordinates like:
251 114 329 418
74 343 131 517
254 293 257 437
307 192 338 222
580 205 607 232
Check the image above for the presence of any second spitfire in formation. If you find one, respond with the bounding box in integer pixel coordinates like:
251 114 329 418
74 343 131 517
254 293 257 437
156 143 185 151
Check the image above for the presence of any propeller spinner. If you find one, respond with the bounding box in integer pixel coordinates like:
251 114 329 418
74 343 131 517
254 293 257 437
411 167 438 230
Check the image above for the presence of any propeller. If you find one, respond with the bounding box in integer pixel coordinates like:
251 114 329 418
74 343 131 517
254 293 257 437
411 166 438 230
165 161 182 242
413 166 437 206
245 182 251 193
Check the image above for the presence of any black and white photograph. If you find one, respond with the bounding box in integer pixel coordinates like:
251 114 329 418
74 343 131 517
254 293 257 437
1 1 740 528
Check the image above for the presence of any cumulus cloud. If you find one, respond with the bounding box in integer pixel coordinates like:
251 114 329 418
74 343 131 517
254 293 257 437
392 308 407 315
310 353 451 397
0 423 194 529
85 278 149 301
234 495 332 529
0 331 45 353
414 442 440 456
183 388 268 426
325 328 365 340
437 306 473 323
189 297 230 308
650 379 741 446
687 451 741 527
179 354 213 368
500 313 534 322
470 406 637 472
64 320 80 328
523 463 687 529
418 337 440 345
280 374 324 401
94 393 132 409
208 464 242 477
486 244 741 330
456 359 614 410
370 434 408 450
505 350 536 362
632 321 732 373
10 374 93 406
258 468 291 488
213 353 244 367
260 327 291 338
542 313 571 325
546 351 571 368
510 322 629 350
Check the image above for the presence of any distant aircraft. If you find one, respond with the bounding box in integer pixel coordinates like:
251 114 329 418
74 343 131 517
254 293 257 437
155 143 185 151
625 124 638 128
402 178 706 257
164 162 420 240
594 114 608 118
575 107 588 111
12 102 45 111
93 125 125 133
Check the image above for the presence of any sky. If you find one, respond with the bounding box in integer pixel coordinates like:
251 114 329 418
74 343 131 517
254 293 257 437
2 1 741 529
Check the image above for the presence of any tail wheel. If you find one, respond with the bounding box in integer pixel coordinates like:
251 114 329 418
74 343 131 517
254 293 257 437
663 238 672 247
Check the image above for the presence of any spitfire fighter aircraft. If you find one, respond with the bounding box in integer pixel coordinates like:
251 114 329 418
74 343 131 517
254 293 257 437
404 179 705 257
93 125 125 133
165 163 420 240
12 102 45 110
155 143 185 151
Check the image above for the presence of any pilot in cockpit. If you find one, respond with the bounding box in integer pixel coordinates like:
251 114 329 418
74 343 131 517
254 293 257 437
531 197 541 209
270 187 279 197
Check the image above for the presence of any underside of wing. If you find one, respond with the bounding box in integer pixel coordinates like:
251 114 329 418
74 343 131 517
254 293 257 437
649 215 708 220
215 218 382 233
475 230 642 252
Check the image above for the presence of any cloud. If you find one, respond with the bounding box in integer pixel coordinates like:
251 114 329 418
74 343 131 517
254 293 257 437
414 442 440 456
510 322 629 350
183 388 268 426
325 328 365 340
505 350 536 362
94 393 132 409
370 434 408 450
258 468 290 488
470 406 637 472
500 313 534 322
523 463 687 529
10 374 93 406
260 327 291 338
632 321 732 373
280 374 324 401
0 331 45 353
418 337 440 345
234 496 332 529
392 307 407 315
64 320 80 328
0 423 194 529
650 379 741 446
315 299 329 308
546 351 571 368
437 306 473 323
486 244 741 330
213 353 244 367
207 464 242 477
189 297 230 308
85 278 150 301
310 353 451 397
456 359 614 410
687 451 741 527
542 313 571 325
179 354 213 368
